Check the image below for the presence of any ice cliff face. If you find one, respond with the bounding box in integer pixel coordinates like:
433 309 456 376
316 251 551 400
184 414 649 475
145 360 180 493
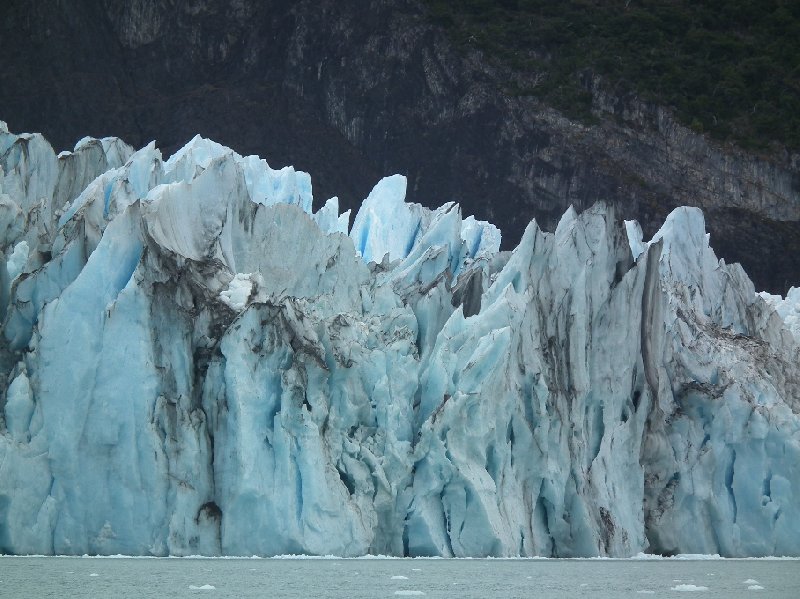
0 123 799 557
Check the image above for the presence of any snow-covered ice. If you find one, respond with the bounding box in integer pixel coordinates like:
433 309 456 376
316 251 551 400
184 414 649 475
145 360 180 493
0 125 799 558
219 273 257 310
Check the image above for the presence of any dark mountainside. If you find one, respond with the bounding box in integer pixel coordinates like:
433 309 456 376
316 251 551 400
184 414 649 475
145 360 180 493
1 0 798 293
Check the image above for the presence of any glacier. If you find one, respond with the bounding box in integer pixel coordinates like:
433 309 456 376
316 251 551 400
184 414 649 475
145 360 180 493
0 120 799 557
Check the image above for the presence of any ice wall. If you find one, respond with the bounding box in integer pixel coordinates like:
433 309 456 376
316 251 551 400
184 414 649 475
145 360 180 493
0 123 798 557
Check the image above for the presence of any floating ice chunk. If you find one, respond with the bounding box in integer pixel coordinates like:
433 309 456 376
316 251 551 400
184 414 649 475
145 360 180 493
671 584 708 591
747 585 764 590
743 579 759 584
189 584 216 590
89 573 99 577
394 592 425 597
391 575 409 580
411 568 422 571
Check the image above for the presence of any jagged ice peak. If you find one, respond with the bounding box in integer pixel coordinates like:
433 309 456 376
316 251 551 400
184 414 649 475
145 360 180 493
0 123 799 558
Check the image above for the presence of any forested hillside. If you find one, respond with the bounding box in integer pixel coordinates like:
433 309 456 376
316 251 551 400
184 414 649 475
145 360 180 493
425 0 800 152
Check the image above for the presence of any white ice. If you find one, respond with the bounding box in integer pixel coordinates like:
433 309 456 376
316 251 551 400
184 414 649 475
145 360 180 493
219 273 256 310
671 584 709 592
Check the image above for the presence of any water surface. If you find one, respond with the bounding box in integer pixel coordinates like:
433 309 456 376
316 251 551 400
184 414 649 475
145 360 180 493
1 556 798 598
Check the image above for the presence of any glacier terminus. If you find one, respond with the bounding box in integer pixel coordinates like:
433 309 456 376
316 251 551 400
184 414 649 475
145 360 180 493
0 121 799 558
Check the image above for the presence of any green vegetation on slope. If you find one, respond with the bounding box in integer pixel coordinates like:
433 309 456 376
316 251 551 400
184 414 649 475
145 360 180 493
423 0 800 151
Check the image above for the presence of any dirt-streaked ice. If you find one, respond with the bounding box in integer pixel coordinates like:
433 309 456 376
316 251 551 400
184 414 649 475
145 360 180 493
1 125 799 558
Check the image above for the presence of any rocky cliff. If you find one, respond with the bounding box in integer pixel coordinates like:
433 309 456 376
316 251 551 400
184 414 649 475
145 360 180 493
0 0 797 294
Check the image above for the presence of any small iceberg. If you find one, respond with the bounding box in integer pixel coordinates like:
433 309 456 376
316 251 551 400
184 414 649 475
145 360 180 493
671 584 709 592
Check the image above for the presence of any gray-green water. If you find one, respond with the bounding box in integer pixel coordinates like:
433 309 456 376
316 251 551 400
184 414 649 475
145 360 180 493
0 557 798 598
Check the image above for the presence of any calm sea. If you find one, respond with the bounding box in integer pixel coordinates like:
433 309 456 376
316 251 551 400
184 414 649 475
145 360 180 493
0 556 798 598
